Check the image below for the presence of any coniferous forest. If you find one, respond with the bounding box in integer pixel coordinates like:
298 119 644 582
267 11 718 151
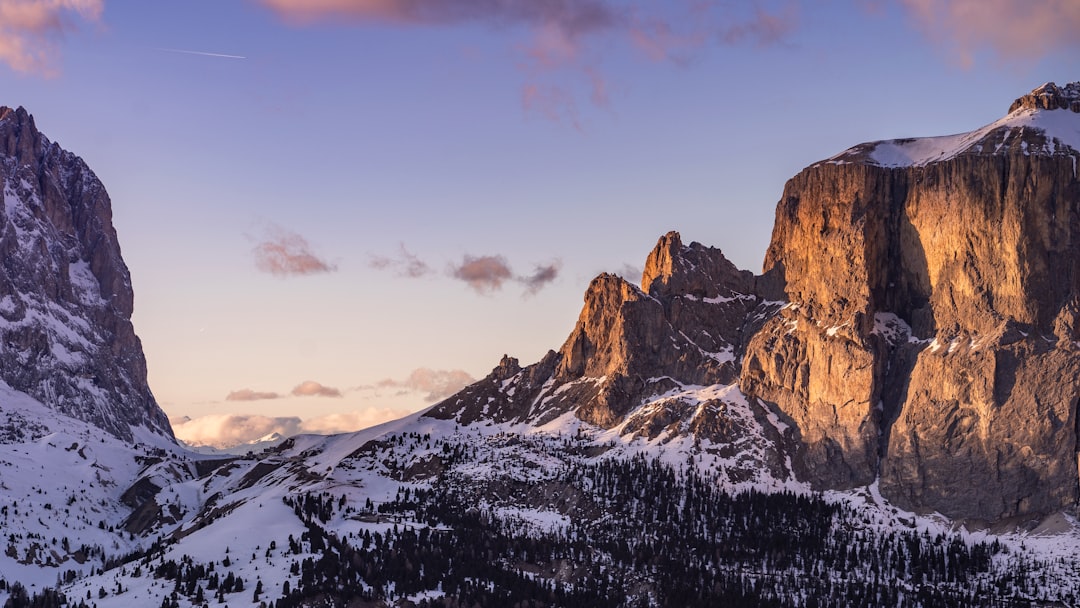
5 451 1072 608
247 457 1045 607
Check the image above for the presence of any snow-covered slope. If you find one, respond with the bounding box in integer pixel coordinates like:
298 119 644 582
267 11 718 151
825 81 1080 168
0 381 181 594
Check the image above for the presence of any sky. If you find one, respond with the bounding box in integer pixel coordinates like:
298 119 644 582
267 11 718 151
0 0 1077 448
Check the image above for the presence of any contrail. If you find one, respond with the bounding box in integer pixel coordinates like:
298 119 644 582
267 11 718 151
157 48 247 60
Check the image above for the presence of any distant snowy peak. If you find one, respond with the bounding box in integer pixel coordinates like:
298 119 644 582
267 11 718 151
825 81 1080 168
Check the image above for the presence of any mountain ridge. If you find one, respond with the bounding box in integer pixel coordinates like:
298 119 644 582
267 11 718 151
3 82 1080 607
434 80 1080 524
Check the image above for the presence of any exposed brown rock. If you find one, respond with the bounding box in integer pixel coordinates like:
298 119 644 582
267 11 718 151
1008 81 1080 114
428 232 768 442
435 81 1080 523
742 83 1080 518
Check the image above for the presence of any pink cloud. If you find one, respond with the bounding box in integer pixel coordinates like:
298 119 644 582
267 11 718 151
256 0 621 33
297 407 415 435
253 225 337 277
291 380 343 398
255 1 802 128
171 414 302 449
371 367 475 402
0 0 103 75
629 17 708 63
171 408 416 449
899 0 1080 66
522 84 581 130
718 5 798 47
449 254 514 294
368 243 432 278
225 388 282 401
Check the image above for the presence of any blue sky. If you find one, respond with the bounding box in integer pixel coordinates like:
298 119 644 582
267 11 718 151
0 0 1077 444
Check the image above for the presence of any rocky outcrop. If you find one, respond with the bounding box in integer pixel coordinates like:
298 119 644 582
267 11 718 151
428 232 771 438
0 106 172 441
437 82 1080 523
1009 81 1080 114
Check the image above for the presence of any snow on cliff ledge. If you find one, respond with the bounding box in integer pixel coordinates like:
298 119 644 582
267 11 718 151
825 81 1080 168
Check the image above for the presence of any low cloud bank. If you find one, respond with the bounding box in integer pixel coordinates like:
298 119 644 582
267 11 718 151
171 406 415 450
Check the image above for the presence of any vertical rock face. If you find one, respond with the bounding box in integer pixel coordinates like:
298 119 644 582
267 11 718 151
742 81 1080 520
878 149 1080 521
0 106 172 442
740 164 901 488
436 82 1080 523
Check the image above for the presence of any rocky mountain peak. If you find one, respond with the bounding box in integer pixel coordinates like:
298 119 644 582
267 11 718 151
641 230 751 299
493 354 521 380
0 106 172 442
1008 81 1080 114
0 106 44 168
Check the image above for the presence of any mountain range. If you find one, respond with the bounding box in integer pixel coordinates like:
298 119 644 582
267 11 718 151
0 82 1079 607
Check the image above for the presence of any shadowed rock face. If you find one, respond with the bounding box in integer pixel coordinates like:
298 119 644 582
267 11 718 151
0 106 172 442
434 82 1080 523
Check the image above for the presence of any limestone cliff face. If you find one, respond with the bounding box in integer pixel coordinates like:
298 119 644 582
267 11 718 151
742 81 1080 520
0 106 172 441
878 147 1080 521
437 82 1080 523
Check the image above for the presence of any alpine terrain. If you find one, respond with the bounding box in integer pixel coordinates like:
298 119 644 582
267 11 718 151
1 82 1080 607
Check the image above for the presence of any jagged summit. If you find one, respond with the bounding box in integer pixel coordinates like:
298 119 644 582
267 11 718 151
640 230 752 298
827 80 1080 167
1009 81 1080 113
0 106 172 441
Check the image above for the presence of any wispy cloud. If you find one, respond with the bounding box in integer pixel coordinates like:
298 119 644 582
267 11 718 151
368 243 432 278
253 224 337 277
291 380 342 398
898 0 1080 66
717 5 798 47
171 414 301 449
0 0 103 75
225 388 282 401
368 367 475 402
255 1 801 126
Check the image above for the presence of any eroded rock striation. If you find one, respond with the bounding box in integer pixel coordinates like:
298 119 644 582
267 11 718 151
0 106 172 441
